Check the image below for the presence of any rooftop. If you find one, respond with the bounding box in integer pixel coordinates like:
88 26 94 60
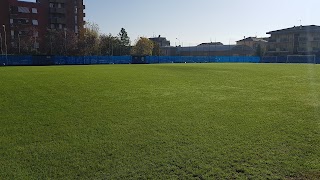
178 45 253 52
267 25 320 34
237 37 268 43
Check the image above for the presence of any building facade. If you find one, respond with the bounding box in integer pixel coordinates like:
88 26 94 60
161 45 254 56
0 0 85 54
149 35 170 47
266 25 320 56
237 37 268 50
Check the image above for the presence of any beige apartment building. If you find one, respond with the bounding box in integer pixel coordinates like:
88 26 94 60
236 37 268 50
266 25 320 56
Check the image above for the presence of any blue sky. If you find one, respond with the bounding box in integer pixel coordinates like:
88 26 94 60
24 0 320 45
85 0 320 45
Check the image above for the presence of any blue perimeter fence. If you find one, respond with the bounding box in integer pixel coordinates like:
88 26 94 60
261 56 320 64
0 55 319 66
0 55 260 66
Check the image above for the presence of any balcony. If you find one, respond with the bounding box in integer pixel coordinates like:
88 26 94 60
50 8 66 14
49 0 66 3
11 19 30 26
312 37 320 41
299 37 307 42
50 18 66 24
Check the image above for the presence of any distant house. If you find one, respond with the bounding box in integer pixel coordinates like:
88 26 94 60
198 42 224 46
149 35 170 47
237 37 268 50
178 45 254 56
266 25 320 56
160 44 254 56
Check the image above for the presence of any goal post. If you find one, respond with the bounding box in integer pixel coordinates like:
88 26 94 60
286 55 316 64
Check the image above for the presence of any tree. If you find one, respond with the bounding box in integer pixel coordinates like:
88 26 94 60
19 26 40 55
118 28 130 46
117 28 131 55
131 37 153 56
152 41 161 56
78 21 100 55
44 29 78 55
99 33 121 56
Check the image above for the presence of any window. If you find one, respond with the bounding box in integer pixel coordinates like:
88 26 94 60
58 3 62 8
51 24 55 29
32 8 38 14
50 3 54 8
75 16 78 23
32 20 38 25
59 24 63 29
10 19 13 24
18 7 30 13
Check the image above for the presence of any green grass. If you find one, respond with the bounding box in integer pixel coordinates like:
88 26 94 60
0 63 320 179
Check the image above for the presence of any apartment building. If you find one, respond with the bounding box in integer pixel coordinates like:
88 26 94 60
149 35 171 47
266 25 320 56
161 44 254 56
0 0 85 54
236 37 268 50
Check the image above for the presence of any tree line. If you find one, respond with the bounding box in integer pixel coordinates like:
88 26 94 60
9 22 162 56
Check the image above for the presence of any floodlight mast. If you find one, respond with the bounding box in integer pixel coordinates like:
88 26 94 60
0 32 3 55
2 24 8 65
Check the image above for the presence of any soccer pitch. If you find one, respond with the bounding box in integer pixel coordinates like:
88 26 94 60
0 64 319 179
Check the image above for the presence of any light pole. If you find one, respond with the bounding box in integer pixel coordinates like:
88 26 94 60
0 32 3 55
18 32 21 54
34 31 37 54
3 24 8 65
64 28 67 55
176 38 181 47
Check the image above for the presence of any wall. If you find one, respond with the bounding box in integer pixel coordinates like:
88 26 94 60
0 55 261 66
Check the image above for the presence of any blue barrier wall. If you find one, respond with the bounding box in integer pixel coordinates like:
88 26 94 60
262 56 320 64
146 56 260 64
0 55 33 66
54 56 132 65
0 55 261 66
4 55 320 65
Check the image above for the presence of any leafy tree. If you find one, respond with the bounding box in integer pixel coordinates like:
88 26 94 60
44 29 78 55
131 37 154 56
152 41 161 56
99 34 121 56
18 26 41 55
117 28 131 55
118 28 130 46
78 22 100 55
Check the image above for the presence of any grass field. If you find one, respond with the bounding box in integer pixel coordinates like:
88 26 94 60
0 63 320 179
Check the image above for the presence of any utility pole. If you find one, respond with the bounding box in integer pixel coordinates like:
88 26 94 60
18 32 21 54
3 24 8 65
0 32 3 55
64 28 67 55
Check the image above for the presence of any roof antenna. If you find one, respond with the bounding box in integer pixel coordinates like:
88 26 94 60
299 19 302 29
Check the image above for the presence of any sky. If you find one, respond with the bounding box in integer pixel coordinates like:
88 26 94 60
23 0 320 46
